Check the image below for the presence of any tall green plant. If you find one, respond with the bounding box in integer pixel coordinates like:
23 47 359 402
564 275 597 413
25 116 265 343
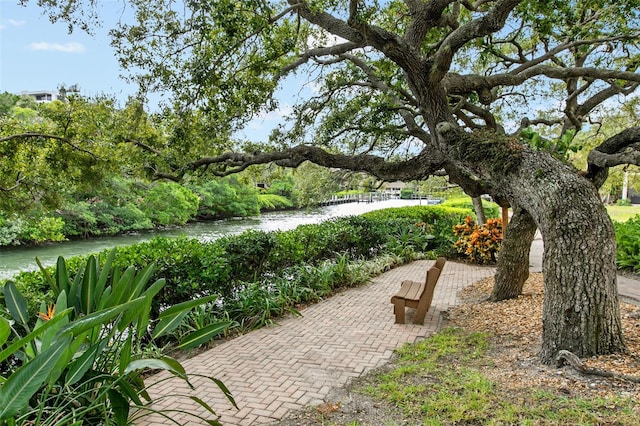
0 250 234 425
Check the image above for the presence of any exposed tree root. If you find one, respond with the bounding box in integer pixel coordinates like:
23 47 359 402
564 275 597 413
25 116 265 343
555 350 640 383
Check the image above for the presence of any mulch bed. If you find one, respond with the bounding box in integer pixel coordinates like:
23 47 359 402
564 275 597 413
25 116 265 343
449 273 640 399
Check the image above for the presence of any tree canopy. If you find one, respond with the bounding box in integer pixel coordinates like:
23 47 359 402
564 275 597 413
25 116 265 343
13 1 640 182
14 0 640 363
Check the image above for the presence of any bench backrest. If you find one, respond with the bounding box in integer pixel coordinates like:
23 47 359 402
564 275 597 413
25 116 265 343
424 257 446 287
418 265 442 314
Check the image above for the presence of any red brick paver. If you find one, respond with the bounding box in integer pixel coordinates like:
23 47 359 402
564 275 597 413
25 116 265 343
133 261 494 425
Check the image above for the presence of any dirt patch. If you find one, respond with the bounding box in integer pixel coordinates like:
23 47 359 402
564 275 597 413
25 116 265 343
274 273 640 425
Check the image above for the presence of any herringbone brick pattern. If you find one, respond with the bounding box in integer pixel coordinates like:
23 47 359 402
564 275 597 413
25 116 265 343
134 260 494 425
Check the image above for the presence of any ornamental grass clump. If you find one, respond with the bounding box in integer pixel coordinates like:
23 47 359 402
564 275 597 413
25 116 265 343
453 216 503 264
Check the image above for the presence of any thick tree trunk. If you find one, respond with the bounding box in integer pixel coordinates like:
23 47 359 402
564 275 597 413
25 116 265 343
438 124 626 364
491 206 537 301
504 155 624 364
536 183 625 363
471 196 486 225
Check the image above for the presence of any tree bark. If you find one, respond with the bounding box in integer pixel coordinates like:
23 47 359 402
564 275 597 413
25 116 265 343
437 123 626 363
471 196 486 225
491 206 537 301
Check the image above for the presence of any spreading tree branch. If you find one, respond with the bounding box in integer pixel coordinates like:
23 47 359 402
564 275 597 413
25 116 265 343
585 127 640 188
431 0 523 82
163 144 446 183
0 133 98 158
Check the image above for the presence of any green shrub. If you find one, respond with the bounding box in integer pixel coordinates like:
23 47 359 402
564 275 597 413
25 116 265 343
4 206 470 342
191 178 260 219
141 182 200 226
267 216 389 268
56 201 98 238
616 198 632 206
441 196 500 219
0 216 23 246
615 215 640 271
15 216 66 244
362 205 470 255
265 177 294 198
258 193 293 211
91 201 153 235
57 200 153 238
111 202 154 231
217 230 277 284
110 237 232 308
400 188 415 199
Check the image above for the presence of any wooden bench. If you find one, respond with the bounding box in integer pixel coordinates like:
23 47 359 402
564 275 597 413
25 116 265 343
390 257 446 325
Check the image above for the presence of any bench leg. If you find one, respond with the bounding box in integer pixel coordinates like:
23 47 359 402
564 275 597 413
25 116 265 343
393 300 406 324
414 305 428 325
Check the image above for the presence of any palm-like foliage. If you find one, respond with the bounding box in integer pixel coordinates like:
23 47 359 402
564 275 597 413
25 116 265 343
0 249 234 425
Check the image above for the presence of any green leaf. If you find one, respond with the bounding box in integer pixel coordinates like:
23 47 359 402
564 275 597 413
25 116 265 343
118 278 162 334
135 298 153 339
68 264 82 311
61 297 146 337
151 311 188 340
0 333 72 420
107 266 136 306
40 290 69 350
157 356 187 378
48 332 85 386
0 317 10 346
128 375 151 402
96 249 116 302
142 278 166 300
209 376 238 410
178 321 231 350
65 339 103 386
189 396 218 417
36 257 57 295
124 358 186 379
128 262 157 301
81 256 97 315
3 281 29 330
0 308 74 364
107 389 130 426
55 289 68 313
119 332 133 376
158 294 218 319
117 379 145 406
55 256 71 297
97 286 112 311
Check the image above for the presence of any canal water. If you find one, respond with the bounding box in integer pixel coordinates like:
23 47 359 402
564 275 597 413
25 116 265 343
0 199 427 280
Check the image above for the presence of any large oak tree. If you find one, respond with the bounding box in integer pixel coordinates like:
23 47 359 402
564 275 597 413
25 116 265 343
22 0 640 363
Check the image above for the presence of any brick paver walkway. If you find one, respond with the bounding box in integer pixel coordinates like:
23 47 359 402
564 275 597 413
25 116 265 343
134 260 495 425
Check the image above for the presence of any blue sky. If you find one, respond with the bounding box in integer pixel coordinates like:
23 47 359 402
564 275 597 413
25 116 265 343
0 1 139 100
0 1 301 141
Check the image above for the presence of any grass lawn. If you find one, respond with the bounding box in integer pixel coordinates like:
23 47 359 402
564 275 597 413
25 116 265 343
357 328 640 426
606 204 640 222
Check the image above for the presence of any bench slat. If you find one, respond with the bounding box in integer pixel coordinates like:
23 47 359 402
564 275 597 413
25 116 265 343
393 280 423 301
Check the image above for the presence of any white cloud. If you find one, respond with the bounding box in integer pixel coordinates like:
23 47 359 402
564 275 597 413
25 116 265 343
243 105 294 134
252 105 293 125
306 29 348 49
9 19 26 26
30 42 86 53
